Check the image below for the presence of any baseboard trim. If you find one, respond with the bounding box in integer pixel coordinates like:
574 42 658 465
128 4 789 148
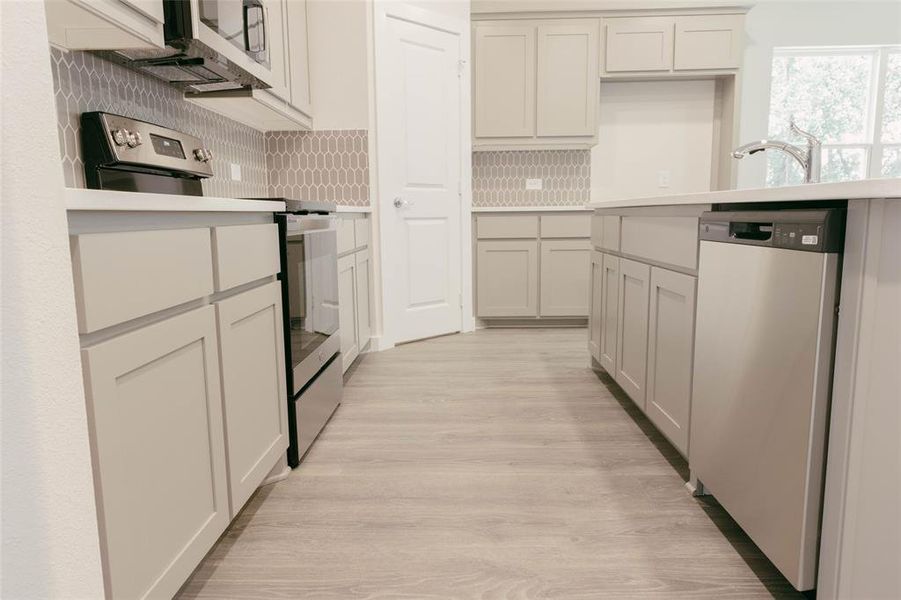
477 317 588 329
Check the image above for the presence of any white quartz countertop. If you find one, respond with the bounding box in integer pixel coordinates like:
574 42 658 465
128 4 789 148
336 205 372 213
586 178 901 209
64 188 286 212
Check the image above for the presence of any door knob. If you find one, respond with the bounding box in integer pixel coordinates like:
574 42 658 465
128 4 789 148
393 197 409 209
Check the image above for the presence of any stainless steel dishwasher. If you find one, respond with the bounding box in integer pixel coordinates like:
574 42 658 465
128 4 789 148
690 209 845 592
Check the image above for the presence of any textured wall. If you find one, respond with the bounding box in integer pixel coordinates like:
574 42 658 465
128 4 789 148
266 130 370 205
50 48 268 198
2 4 106 597
472 150 591 207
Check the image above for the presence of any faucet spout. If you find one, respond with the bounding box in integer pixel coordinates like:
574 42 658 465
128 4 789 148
731 120 822 184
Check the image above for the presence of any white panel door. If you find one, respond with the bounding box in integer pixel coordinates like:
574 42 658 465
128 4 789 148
599 253 620 374
604 17 674 73
376 6 463 344
337 253 359 371
539 239 591 316
615 258 651 408
588 249 604 361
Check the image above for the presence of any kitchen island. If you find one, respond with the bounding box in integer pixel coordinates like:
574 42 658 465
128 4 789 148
586 178 900 600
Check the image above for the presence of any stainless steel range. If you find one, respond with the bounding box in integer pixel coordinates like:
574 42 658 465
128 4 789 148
272 200 343 467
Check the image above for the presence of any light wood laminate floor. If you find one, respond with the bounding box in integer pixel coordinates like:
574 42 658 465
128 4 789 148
178 329 803 599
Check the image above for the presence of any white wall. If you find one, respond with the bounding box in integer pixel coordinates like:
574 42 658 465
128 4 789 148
308 0 370 130
737 1 901 188
591 79 716 202
0 2 105 597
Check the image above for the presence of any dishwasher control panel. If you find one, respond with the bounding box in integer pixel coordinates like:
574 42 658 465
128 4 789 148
700 209 845 253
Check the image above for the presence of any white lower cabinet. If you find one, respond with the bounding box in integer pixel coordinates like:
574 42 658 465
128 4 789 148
215 282 289 517
338 253 360 371
645 267 696 455
539 239 591 316
588 249 604 360
355 248 372 347
81 306 230 600
615 258 650 409
477 240 540 317
599 253 620 373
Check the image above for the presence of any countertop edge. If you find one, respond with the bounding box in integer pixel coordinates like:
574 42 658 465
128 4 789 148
586 179 901 210
336 205 372 213
472 205 592 213
64 188 286 213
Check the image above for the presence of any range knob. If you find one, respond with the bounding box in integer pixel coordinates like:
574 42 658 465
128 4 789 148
193 148 213 163
125 131 143 148
111 128 129 146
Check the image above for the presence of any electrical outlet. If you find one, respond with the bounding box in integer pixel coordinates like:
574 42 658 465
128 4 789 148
657 170 670 188
230 163 242 181
525 178 543 190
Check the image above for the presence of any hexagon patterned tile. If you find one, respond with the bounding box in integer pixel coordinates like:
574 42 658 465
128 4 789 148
49 48 269 199
472 150 591 207
266 130 370 206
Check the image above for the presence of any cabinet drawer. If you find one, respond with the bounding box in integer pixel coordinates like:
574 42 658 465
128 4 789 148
541 214 591 238
604 17 674 73
620 216 698 270
477 215 539 239
354 217 370 249
212 224 280 291
674 15 743 71
337 218 356 255
602 216 621 251
71 228 214 333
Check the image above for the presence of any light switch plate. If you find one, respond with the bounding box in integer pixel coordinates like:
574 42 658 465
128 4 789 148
525 178 543 190
230 163 242 181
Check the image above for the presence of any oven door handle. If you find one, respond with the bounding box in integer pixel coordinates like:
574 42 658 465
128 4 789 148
284 214 338 233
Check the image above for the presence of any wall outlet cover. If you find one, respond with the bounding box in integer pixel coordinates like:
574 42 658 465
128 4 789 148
230 163 242 181
525 178 543 190
657 170 671 188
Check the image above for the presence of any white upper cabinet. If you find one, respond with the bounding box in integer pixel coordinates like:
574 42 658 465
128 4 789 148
673 15 744 71
45 0 166 49
473 18 600 149
604 16 674 73
285 0 314 120
474 22 536 138
602 13 745 76
536 20 599 137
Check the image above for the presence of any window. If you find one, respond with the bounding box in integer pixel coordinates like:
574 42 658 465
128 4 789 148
766 46 901 187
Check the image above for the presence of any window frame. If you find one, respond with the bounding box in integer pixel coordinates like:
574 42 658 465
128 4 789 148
767 44 901 186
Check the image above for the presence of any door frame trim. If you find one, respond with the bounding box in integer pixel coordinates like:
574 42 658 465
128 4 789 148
372 0 473 349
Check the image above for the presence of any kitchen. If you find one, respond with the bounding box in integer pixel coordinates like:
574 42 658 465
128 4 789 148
2 0 899 599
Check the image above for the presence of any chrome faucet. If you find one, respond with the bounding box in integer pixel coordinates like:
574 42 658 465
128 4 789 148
732 120 822 183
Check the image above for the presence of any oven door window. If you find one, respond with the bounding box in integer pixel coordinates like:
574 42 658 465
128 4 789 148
198 0 270 67
285 228 338 368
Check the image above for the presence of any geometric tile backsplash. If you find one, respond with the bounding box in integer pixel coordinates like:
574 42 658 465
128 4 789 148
49 48 269 199
472 149 591 207
49 48 589 209
265 130 370 206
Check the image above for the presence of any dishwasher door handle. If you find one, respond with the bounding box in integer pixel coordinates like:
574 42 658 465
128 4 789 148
729 222 774 241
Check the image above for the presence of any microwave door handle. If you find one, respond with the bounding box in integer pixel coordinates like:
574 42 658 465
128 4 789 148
243 0 266 54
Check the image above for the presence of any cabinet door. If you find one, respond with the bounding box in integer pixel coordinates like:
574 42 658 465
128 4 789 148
536 19 599 137
474 22 536 138
355 248 372 351
81 306 229 600
588 249 604 361
540 239 591 316
615 258 650 408
337 253 359 372
45 0 165 49
216 282 288 517
599 254 619 373
646 267 696 455
285 0 313 117
477 240 539 317
674 15 743 71
604 17 674 73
